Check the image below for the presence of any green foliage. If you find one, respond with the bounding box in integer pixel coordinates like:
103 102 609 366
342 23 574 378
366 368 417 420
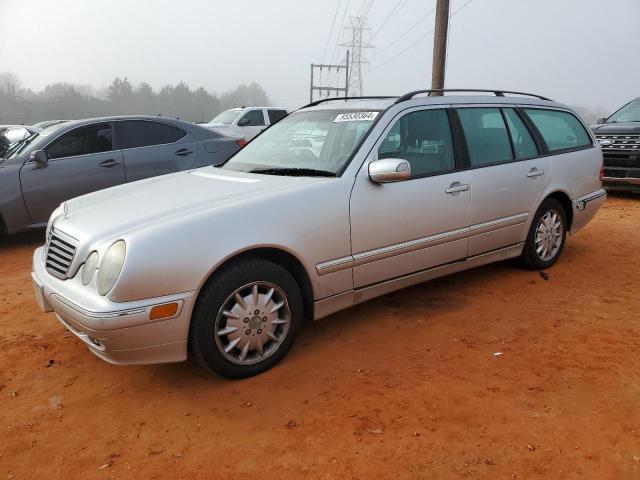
0 73 271 124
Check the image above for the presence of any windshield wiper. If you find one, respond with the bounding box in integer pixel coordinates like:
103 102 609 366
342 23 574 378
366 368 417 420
249 167 336 177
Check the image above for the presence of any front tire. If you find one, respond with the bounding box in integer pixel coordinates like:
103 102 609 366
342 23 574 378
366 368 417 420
519 198 567 270
189 258 303 378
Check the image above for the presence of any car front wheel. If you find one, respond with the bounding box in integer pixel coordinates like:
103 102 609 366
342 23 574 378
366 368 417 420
189 258 303 378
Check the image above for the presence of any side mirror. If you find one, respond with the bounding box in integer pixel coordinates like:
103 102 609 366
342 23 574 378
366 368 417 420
30 149 48 167
596 117 608 124
237 117 251 127
368 158 411 183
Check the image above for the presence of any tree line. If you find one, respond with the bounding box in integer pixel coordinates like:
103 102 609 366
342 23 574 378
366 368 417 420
0 72 271 125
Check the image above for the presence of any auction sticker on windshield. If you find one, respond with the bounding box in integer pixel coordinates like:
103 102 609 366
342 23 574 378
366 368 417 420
333 112 379 122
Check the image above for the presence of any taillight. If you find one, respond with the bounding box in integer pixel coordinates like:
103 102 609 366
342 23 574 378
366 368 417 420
599 166 604 181
235 139 248 148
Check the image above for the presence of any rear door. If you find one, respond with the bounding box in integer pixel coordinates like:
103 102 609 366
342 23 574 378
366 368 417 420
19 122 124 224
117 120 196 182
456 106 550 256
267 109 288 127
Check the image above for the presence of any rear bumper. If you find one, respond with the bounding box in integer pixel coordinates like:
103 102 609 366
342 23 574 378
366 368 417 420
571 188 606 234
32 247 197 365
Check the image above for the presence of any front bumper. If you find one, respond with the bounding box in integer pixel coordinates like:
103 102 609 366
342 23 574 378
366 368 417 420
32 247 197 365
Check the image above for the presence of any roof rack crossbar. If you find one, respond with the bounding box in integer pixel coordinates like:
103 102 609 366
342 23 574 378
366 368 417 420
301 96 396 109
395 89 552 103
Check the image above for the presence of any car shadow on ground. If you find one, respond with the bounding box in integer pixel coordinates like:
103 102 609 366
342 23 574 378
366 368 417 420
147 258 523 387
0 229 44 250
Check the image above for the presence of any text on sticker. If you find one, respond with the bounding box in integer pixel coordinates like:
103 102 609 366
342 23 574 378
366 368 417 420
334 112 379 122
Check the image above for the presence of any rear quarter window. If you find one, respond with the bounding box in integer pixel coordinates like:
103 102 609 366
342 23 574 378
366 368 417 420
524 109 592 152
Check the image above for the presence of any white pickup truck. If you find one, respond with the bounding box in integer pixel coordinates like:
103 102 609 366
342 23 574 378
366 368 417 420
201 107 288 141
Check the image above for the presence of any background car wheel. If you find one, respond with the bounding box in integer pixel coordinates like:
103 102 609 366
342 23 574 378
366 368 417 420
189 258 303 378
519 198 568 270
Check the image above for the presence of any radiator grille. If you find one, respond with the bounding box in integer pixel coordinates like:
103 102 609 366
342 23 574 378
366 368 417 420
45 230 78 279
596 134 640 150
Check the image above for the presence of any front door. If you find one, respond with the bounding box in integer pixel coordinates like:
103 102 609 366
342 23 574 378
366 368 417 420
19 123 124 225
235 109 266 141
349 107 471 288
455 107 551 256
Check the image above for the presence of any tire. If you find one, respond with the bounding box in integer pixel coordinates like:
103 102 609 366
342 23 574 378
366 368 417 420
189 258 303 378
519 198 568 270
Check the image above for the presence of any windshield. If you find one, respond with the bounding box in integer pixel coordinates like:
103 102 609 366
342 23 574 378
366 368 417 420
4 131 51 159
209 109 242 125
607 100 640 123
221 109 380 175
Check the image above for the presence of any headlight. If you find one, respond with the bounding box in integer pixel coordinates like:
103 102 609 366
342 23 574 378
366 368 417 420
81 251 99 286
46 204 64 240
96 240 126 296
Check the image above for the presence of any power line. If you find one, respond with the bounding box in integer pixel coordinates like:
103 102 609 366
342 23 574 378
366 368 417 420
370 0 409 40
371 0 475 72
376 4 436 55
322 0 342 64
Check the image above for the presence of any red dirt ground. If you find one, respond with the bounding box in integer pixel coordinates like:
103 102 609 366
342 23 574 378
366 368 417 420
1 194 639 480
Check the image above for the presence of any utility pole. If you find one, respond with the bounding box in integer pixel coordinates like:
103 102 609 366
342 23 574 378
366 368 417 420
309 51 350 102
341 17 373 97
430 0 450 95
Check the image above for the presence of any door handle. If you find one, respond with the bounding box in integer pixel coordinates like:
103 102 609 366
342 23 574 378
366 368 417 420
175 148 193 156
99 159 121 168
527 168 545 178
445 182 470 194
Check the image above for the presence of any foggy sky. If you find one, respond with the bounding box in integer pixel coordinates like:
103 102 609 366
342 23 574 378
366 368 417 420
1 0 638 113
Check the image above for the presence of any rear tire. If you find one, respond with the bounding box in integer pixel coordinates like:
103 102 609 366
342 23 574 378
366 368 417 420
519 198 567 270
189 258 303 378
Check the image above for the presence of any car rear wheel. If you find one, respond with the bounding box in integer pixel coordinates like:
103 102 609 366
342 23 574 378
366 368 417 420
519 198 567 270
189 258 303 378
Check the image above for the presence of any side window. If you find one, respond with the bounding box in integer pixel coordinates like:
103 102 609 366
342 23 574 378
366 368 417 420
523 109 592 152
457 108 513 167
503 108 538 159
378 109 455 177
267 109 287 124
47 124 113 159
47 130 86 159
120 121 187 149
240 110 265 126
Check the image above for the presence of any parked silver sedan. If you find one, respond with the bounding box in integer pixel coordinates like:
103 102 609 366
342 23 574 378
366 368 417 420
31 90 606 378
0 116 244 234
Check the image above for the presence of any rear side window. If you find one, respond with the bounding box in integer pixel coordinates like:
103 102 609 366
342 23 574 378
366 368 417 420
503 108 538 159
268 109 287 124
239 110 265 126
47 124 113 159
457 108 512 167
119 121 187 149
523 109 591 151
378 108 455 177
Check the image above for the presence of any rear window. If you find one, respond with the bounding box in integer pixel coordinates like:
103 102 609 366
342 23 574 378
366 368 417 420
119 120 187 149
523 109 591 152
457 107 513 167
268 109 287 124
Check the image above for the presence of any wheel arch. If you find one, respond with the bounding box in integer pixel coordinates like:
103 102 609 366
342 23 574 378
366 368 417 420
544 190 574 230
196 246 315 322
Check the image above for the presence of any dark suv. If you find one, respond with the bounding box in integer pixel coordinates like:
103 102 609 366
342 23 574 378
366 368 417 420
591 98 640 191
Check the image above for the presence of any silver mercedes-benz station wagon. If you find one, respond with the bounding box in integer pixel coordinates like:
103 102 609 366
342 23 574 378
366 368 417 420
32 89 606 378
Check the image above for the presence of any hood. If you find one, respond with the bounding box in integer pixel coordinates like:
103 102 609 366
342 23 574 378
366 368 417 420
59 167 326 241
202 123 228 128
590 122 640 134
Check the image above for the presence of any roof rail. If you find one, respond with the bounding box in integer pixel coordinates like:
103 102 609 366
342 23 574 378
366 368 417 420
301 96 396 109
395 89 552 103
